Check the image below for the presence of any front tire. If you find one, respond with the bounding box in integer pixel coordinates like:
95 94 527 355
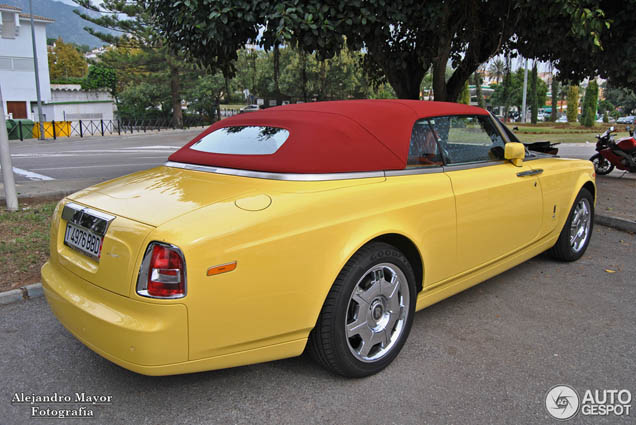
591 153 614 175
308 242 416 377
548 188 594 261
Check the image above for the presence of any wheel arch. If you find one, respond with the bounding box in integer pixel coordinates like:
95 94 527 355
582 180 596 203
368 233 424 294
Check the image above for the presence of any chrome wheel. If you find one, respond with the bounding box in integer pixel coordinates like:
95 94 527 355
345 263 410 362
570 198 591 253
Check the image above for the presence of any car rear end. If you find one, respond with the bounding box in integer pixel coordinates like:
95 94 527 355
41 198 191 374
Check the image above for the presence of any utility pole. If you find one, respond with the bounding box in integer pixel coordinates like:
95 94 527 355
29 0 45 140
521 58 529 123
0 85 19 211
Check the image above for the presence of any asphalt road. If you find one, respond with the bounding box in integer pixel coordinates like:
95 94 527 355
2 129 203 184
1 226 634 424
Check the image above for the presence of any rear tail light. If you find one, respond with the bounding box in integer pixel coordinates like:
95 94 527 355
137 242 187 299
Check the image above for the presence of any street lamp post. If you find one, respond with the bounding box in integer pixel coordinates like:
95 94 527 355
521 58 529 123
29 0 45 140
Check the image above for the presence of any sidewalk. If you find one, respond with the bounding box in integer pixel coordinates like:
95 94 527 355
593 173 636 233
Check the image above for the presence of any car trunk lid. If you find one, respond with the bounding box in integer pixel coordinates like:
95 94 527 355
55 166 257 296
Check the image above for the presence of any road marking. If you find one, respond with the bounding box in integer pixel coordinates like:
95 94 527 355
31 162 162 171
126 145 182 149
0 165 54 181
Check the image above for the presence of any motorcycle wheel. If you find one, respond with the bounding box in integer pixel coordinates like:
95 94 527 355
590 153 614 175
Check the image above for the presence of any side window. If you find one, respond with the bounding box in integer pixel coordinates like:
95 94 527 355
407 119 443 168
428 115 505 164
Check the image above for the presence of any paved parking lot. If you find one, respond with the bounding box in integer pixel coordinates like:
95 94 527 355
1 226 634 424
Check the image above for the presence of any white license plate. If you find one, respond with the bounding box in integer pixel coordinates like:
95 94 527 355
64 223 103 260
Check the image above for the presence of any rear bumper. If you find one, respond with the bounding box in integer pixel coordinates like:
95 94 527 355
42 260 308 375
41 260 189 374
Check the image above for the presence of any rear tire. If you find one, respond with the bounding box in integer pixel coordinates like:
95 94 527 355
308 242 416 378
548 188 594 261
591 154 614 175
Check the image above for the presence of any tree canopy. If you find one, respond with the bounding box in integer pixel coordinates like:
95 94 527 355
48 37 88 81
144 0 610 101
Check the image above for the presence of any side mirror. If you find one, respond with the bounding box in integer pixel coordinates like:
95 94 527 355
626 125 631 133
609 126 615 132
505 142 525 167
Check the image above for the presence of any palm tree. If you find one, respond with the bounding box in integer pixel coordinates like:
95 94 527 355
488 58 505 85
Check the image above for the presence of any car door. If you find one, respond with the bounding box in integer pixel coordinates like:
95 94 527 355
430 115 543 273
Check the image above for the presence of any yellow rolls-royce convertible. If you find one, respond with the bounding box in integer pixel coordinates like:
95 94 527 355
42 100 595 377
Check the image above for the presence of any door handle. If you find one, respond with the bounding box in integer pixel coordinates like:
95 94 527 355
516 169 543 177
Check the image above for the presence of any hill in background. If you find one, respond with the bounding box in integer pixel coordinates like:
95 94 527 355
5 0 118 48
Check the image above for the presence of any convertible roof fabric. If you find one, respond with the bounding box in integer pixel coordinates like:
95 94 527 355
169 100 487 173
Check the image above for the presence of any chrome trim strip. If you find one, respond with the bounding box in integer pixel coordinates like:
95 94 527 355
385 167 443 176
165 161 385 181
62 202 115 225
61 202 115 238
442 160 506 171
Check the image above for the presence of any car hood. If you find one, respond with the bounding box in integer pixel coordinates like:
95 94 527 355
67 165 260 227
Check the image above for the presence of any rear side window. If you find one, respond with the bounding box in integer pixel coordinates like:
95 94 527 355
190 126 290 155
407 120 443 168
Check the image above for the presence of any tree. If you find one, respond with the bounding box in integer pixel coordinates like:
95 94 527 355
82 63 117 96
515 1 635 90
604 84 636 114
551 76 559 121
490 67 548 115
144 0 608 101
48 38 88 81
488 58 506 85
458 81 470 104
73 0 189 127
117 82 171 121
566 85 579 123
530 62 538 124
580 80 598 127
186 73 227 120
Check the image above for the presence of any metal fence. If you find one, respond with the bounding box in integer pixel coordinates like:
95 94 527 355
6 115 221 141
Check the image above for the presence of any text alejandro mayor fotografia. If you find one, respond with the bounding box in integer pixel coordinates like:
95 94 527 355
12 392 113 419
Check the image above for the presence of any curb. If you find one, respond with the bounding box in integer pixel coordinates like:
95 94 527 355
595 214 636 233
0 283 43 306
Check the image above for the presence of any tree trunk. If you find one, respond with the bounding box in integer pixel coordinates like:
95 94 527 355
432 37 451 101
474 73 485 108
530 62 538 124
551 76 558 121
300 51 308 102
224 74 231 104
169 61 183 128
273 44 280 98
386 67 424 100
319 60 327 100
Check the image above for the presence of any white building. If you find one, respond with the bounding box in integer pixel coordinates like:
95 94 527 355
42 84 114 121
0 3 52 120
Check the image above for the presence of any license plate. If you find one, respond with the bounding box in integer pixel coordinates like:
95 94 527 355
64 223 103 260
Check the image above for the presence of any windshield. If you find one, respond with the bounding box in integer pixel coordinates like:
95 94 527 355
190 126 290 155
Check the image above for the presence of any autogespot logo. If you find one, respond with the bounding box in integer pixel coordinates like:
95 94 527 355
546 385 580 420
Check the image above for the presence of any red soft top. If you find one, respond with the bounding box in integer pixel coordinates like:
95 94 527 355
169 100 487 174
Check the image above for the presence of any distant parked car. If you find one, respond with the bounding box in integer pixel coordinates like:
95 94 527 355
556 115 568 123
240 104 260 113
616 115 635 124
